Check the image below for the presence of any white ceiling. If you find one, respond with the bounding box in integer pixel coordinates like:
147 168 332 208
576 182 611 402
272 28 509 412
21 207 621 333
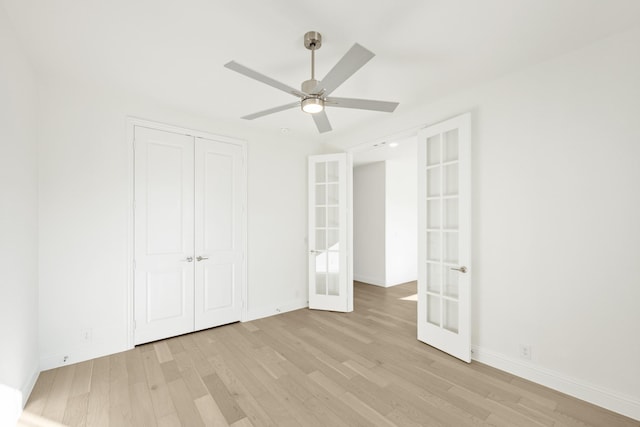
4 0 640 143
353 135 417 167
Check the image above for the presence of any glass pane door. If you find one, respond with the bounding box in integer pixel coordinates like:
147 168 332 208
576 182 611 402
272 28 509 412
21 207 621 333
308 154 350 312
417 113 471 362
426 129 460 333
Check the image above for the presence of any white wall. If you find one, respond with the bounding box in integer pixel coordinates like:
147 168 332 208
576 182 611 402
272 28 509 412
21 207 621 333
0 5 39 423
353 162 386 285
385 157 418 285
36 73 321 370
353 159 418 287
333 27 640 419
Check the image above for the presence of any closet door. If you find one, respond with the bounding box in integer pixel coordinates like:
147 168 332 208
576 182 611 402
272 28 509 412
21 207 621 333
134 126 195 345
194 137 244 330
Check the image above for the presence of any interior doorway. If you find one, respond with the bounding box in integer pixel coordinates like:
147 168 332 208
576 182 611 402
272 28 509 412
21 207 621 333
351 135 419 292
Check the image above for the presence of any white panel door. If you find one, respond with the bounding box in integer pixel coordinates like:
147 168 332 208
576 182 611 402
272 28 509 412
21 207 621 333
308 153 352 312
134 126 195 345
417 113 472 362
194 137 244 330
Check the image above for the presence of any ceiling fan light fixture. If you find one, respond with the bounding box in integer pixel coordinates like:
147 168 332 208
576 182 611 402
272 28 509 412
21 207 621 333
301 97 324 114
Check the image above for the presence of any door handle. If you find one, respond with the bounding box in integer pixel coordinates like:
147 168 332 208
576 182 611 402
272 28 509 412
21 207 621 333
309 250 321 254
450 266 467 273
184 257 194 262
196 256 209 261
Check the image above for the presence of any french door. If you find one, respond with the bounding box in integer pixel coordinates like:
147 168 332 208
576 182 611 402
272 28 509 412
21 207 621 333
417 113 472 362
308 153 352 312
134 125 245 345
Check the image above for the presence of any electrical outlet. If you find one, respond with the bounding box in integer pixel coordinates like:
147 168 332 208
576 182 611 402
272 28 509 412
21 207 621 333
519 344 532 360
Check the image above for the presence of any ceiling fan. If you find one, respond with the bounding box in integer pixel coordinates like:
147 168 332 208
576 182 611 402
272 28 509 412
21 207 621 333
224 31 399 133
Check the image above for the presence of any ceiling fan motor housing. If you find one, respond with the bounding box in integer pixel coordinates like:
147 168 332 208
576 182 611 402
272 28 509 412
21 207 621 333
302 79 320 94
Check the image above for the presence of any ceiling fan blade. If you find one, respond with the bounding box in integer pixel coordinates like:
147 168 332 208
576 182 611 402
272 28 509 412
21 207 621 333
326 97 399 112
312 43 375 96
241 102 300 120
312 110 332 133
225 61 308 98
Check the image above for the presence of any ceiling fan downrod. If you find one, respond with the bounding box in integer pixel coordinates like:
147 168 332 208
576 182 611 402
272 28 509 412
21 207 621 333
303 31 323 94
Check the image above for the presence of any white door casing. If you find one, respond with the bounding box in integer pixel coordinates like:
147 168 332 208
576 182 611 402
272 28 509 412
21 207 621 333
417 113 472 362
132 120 247 345
194 137 244 330
308 153 352 312
134 126 195 344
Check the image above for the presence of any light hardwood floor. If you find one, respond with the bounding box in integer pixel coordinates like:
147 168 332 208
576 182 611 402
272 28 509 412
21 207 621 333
20 281 639 427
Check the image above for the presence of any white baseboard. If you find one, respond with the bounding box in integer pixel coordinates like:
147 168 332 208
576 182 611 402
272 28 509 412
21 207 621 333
40 341 129 372
354 274 386 287
472 345 640 421
245 299 308 322
384 278 418 287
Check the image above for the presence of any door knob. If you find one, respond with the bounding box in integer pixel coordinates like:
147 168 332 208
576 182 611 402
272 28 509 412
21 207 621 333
196 256 209 261
184 257 194 262
450 266 467 273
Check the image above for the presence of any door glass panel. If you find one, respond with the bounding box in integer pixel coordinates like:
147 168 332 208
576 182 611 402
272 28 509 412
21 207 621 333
327 184 339 205
427 135 441 166
427 200 440 229
427 295 441 326
427 263 441 293
327 161 339 182
327 251 339 296
444 198 458 229
444 232 458 264
444 268 459 298
328 251 339 273
327 229 339 250
315 248 327 296
427 167 441 197
315 251 327 272
315 272 327 295
315 207 326 228
328 273 339 296
444 129 459 162
316 185 326 205
427 232 441 262
316 163 326 183
443 300 459 333
327 207 339 227
315 230 326 250
444 164 458 196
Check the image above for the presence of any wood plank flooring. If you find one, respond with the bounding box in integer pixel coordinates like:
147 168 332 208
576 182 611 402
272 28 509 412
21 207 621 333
19 281 639 426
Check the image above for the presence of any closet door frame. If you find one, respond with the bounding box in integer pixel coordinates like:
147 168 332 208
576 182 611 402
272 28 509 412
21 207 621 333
126 117 248 348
